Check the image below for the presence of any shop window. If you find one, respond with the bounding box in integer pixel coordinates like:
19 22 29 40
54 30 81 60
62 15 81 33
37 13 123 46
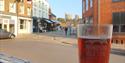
20 19 26 29
0 24 2 29
9 24 14 33
4 25 7 31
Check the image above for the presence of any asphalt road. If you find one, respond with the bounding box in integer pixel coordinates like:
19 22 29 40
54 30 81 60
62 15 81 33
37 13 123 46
0 39 125 63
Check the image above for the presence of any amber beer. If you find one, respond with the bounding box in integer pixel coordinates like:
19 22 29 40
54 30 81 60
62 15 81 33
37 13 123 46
77 24 113 63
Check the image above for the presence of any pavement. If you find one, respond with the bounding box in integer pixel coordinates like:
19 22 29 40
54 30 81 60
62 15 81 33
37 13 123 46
16 31 77 46
17 31 125 50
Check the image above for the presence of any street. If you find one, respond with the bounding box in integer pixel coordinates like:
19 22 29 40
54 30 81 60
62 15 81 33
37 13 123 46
0 38 78 63
0 36 125 63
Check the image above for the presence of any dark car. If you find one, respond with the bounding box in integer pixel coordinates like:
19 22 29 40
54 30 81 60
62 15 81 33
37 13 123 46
0 29 15 39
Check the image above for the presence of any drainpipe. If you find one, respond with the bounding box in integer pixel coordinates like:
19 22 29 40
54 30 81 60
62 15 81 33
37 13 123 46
98 0 100 24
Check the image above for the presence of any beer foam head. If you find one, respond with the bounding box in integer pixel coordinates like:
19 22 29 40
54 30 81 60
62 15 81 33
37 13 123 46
77 24 113 39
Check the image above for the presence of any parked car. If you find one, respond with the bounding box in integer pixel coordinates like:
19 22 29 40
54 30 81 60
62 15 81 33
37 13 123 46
0 29 15 39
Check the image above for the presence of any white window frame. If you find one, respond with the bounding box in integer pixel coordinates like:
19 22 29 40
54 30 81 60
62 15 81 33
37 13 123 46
0 0 4 11
9 3 16 13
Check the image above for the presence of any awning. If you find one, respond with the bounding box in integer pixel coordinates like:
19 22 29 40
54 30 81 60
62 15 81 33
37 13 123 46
45 20 53 23
51 20 60 24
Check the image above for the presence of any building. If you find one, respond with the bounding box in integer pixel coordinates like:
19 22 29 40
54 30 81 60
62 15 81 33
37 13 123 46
82 0 125 43
0 0 32 36
65 13 73 21
49 8 56 20
32 0 50 32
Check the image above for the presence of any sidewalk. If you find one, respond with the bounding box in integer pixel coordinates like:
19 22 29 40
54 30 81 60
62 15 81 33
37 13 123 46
17 31 125 50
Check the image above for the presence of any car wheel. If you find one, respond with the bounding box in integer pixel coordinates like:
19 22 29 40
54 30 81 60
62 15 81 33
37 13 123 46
10 34 15 39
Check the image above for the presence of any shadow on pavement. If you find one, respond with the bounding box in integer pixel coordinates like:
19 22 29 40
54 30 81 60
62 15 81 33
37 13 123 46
111 48 125 56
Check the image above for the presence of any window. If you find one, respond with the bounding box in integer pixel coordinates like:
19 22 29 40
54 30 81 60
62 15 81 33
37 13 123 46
9 3 16 13
20 5 24 14
90 0 93 7
20 0 24 3
86 0 89 11
27 7 31 16
0 0 4 11
20 19 26 29
82 0 85 13
112 12 125 33
112 0 125 2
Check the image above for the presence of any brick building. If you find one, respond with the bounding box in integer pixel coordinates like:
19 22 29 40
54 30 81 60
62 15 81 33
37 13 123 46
82 0 125 43
0 0 32 36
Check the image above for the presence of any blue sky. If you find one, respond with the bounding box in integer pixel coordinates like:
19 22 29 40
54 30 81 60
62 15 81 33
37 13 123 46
48 0 82 18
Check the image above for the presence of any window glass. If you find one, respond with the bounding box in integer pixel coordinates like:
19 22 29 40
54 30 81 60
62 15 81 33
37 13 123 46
20 19 26 29
20 5 24 14
0 0 4 11
0 24 2 29
83 0 85 13
112 12 125 32
86 0 88 11
9 3 16 13
121 25 125 32
113 25 119 32
121 12 125 24
90 0 93 7
27 7 31 16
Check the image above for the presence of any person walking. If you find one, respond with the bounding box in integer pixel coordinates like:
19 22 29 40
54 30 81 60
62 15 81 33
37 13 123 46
64 27 68 36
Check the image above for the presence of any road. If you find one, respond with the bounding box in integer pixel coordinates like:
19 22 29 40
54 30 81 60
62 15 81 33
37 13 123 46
0 38 125 63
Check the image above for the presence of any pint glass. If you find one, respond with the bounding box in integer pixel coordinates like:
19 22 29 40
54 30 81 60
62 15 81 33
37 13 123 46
77 24 113 63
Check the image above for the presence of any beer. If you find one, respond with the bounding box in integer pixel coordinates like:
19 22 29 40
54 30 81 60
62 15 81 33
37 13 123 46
77 24 113 63
78 36 111 63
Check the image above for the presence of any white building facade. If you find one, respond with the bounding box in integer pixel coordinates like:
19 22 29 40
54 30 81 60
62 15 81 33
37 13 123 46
32 0 49 18
32 0 50 32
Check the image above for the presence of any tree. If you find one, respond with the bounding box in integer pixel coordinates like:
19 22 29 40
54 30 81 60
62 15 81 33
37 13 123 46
57 18 65 23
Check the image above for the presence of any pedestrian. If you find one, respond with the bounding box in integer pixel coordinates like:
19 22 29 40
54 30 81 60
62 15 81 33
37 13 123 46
64 27 68 36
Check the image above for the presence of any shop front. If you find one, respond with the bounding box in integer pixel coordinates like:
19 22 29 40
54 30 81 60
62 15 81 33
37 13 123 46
0 14 17 35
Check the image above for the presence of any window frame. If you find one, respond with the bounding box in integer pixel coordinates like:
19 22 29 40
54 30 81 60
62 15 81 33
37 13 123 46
20 19 26 29
112 12 125 33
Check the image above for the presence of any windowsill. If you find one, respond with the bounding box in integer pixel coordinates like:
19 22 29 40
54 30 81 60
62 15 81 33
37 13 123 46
113 32 125 35
112 1 125 3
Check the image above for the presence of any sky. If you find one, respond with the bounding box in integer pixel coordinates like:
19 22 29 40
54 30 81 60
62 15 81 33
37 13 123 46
48 0 82 18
